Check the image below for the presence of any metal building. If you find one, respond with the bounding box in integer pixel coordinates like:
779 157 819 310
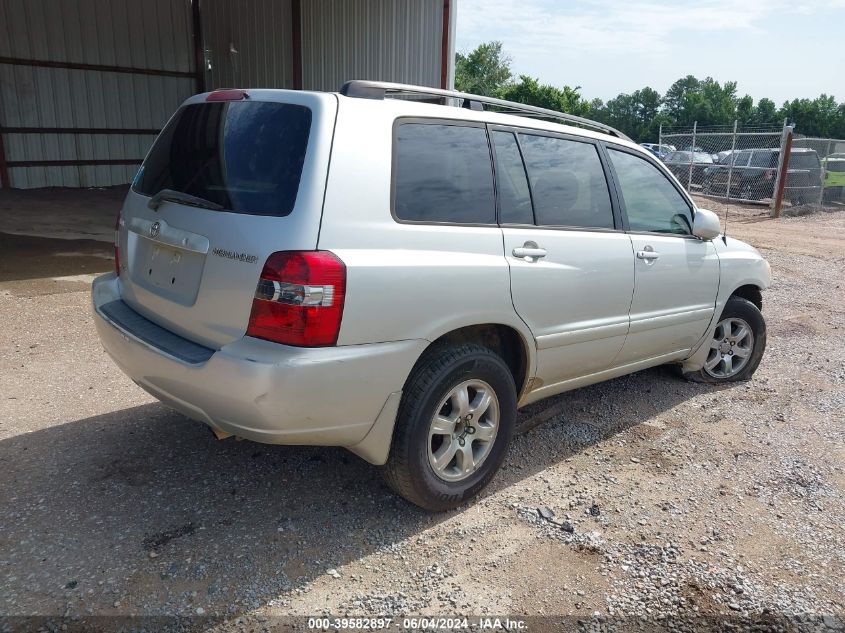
0 0 455 189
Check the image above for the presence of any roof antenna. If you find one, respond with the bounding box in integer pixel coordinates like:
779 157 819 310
723 120 737 244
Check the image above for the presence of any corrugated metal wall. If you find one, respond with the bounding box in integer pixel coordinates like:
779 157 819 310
0 0 196 188
0 0 449 189
201 0 294 90
301 0 443 93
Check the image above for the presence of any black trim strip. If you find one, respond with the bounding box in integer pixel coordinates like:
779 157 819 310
98 300 215 365
0 56 195 79
8 159 142 168
2 127 160 135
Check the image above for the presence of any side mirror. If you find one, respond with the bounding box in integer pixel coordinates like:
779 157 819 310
692 208 721 240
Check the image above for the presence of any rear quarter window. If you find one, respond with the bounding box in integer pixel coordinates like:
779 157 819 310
791 153 821 170
393 122 495 224
134 101 311 217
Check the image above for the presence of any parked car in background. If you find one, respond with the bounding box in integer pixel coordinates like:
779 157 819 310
714 150 734 164
664 150 714 185
640 143 675 159
701 148 823 203
822 156 845 201
91 81 771 511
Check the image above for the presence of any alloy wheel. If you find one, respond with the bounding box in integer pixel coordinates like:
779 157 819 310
704 317 755 378
427 379 499 482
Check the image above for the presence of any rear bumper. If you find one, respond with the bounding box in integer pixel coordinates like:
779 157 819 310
91 273 426 452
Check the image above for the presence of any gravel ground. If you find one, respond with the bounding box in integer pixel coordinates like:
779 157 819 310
1 201 843 632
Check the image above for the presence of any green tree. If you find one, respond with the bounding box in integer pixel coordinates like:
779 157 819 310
497 75 591 117
753 98 778 125
779 95 842 137
455 41 512 96
736 95 755 125
456 42 845 142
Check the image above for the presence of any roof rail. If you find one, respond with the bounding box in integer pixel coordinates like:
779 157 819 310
340 80 632 141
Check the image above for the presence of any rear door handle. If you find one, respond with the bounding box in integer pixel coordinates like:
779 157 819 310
636 250 660 261
512 242 547 261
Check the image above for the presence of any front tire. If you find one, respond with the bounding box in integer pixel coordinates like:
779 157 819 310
382 343 517 511
684 296 766 384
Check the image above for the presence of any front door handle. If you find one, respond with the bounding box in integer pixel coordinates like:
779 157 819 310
636 249 660 261
512 241 547 261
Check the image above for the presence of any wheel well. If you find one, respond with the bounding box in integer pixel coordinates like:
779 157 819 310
731 284 763 310
429 325 529 396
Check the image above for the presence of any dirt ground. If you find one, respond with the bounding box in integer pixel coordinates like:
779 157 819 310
0 194 843 632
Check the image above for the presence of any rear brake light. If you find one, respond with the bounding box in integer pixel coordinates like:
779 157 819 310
113 211 121 276
205 89 248 102
246 251 346 347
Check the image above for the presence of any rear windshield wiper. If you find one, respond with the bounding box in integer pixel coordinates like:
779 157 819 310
147 189 224 211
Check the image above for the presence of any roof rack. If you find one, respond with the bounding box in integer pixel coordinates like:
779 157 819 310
340 80 632 141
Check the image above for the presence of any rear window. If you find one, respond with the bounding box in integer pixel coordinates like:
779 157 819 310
790 152 821 170
827 160 845 173
393 122 495 224
133 101 311 217
750 151 774 168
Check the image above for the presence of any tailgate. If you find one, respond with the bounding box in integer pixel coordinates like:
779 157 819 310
117 90 338 349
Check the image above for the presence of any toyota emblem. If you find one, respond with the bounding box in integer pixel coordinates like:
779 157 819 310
150 221 161 238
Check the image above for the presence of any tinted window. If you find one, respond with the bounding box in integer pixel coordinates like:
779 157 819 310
134 102 311 216
791 152 821 170
394 123 495 223
750 151 774 168
608 148 693 235
734 151 752 167
827 160 845 173
491 131 533 224
518 134 614 229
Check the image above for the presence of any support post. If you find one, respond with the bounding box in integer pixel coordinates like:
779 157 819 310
772 123 793 218
190 0 206 93
725 119 738 202
658 122 663 151
291 0 302 90
823 138 833 205
440 0 451 89
687 121 697 192
0 128 9 189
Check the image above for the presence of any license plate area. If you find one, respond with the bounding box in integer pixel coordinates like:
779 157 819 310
127 219 209 306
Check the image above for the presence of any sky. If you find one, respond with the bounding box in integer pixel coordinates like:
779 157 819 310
455 0 845 106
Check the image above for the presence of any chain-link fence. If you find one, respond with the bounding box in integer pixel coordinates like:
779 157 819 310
659 122 845 213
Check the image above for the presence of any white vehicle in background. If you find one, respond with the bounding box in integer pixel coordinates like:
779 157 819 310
92 82 771 511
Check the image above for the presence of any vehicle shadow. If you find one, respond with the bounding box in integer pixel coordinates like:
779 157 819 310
0 366 721 625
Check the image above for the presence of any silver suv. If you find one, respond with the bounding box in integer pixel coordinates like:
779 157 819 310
92 82 771 510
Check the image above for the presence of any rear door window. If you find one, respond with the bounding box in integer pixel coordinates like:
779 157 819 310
393 122 495 224
134 101 312 217
750 151 774 168
490 131 533 225
517 133 614 229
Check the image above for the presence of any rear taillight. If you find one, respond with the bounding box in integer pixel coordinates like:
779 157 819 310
246 251 346 347
113 211 121 276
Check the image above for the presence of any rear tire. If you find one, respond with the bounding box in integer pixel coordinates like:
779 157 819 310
382 343 516 511
684 296 766 384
